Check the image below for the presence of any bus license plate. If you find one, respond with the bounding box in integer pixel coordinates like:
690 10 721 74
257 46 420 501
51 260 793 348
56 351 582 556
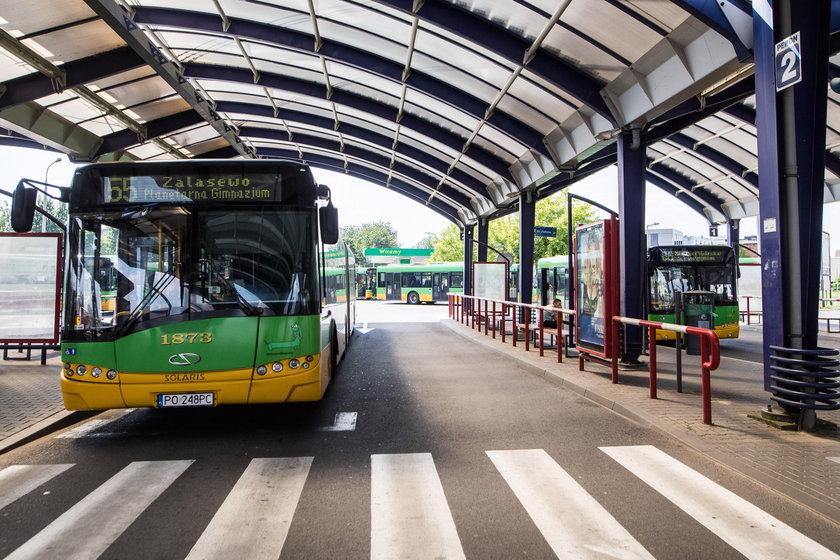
157 393 214 408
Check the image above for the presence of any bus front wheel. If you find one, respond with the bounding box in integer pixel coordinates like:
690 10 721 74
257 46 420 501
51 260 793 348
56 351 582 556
407 291 420 305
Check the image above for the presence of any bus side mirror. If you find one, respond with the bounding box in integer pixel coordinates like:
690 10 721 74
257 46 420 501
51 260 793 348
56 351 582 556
11 184 37 233
319 201 339 245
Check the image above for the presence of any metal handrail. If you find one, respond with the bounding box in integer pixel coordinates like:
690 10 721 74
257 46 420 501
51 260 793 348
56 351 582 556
611 316 721 425
448 293 574 362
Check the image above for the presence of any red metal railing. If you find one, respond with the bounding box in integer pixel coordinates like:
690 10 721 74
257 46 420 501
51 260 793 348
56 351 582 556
448 294 573 362
611 316 720 425
740 295 762 325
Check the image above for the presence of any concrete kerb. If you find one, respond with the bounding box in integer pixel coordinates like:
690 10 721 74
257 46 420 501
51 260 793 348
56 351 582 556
441 318 840 524
0 410 97 455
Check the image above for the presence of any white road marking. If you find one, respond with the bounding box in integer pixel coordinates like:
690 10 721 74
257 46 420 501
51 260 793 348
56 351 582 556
54 418 112 439
186 457 313 560
55 410 137 439
371 453 465 560
6 460 192 560
829 457 840 464
0 464 74 510
357 321 375 334
601 445 840 560
320 411 357 431
487 449 654 559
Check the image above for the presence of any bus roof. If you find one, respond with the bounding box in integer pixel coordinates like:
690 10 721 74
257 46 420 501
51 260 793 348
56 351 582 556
537 255 570 267
376 262 463 273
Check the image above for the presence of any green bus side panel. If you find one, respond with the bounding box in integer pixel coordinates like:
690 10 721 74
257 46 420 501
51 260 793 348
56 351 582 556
256 315 321 363
114 317 259 373
715 305 739 325
61 341 117 369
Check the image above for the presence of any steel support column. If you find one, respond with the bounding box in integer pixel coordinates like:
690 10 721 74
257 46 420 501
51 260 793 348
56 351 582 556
463 224 475 296
518 192 536 306
476 219 489 262
617 129 646 363
753 0 831 428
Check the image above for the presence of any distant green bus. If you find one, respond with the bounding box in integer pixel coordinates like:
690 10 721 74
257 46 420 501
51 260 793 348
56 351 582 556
508 256 570 306
648 245 739 340
376 262 464 304
356 266 377 299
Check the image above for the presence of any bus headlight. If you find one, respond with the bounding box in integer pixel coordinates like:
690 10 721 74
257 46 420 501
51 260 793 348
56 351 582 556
302 362 310 369
305 355 313 362
272 362 283 372
257 365 267 376
91 367 102 378
289 358 300 369
76 365 87 376
106 370 117 380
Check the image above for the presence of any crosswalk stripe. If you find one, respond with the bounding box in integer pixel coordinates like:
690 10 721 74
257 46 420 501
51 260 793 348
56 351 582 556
601 445 840 560
0 464 74 511
487 449 654 559
371 453 466 560
185 457 313 560
54 419 112 439
6 460 192 560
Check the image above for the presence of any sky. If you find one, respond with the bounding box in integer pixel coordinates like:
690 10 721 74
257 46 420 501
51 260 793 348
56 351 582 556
2 146 839 254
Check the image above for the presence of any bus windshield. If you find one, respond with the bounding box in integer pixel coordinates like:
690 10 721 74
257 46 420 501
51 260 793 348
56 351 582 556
648 264 736 314
64 206 318 341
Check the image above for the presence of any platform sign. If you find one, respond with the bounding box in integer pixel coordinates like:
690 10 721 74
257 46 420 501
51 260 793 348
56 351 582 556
775 31 801 91
535 226 557 238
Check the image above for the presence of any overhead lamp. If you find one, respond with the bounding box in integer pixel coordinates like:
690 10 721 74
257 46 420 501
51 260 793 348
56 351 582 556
830 77 840 94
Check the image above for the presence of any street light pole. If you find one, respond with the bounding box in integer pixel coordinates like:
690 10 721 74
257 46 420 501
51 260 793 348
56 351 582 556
42 157 61 232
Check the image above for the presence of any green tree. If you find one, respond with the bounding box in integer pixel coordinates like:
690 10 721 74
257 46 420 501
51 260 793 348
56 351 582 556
430 224 467 262
31 195 67 234
340 220 399 265
0 199 10 232
431 192 600 263
414 232 436 249
0 194 68 233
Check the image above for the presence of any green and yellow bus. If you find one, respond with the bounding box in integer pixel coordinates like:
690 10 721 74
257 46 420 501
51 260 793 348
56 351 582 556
19 160 356 410
376 262 464 304
356 266 377 299
647 245 739 340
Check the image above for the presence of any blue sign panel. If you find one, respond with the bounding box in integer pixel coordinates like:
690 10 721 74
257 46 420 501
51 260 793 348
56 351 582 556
534 226 557 238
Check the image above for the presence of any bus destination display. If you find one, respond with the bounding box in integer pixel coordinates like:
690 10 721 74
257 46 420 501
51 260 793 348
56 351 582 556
652 247 730 264
104 173 279 204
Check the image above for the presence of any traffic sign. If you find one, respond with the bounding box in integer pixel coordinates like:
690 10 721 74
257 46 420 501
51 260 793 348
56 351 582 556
775 31 801 92
534 226 557 238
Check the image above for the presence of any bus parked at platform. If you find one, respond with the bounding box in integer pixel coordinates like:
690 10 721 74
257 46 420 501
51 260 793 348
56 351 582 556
376 262 464 304
14 160 355 410
647 245 740 340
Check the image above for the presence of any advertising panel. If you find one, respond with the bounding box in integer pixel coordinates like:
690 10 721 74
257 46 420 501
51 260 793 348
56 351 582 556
472 261 508 301
575 222 606 354
0 233 62 343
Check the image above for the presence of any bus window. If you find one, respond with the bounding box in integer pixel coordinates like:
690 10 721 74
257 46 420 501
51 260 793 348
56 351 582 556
451 272 463 289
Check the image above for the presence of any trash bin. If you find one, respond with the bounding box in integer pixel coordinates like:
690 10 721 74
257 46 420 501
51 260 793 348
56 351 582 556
680 290 715 355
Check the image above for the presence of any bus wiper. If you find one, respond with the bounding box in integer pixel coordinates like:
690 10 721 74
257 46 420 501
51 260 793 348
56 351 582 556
115 274 177 336
232 286 263 316
214 274 263 316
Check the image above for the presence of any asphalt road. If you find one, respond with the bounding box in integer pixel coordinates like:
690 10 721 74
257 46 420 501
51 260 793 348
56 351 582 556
1 301 838 559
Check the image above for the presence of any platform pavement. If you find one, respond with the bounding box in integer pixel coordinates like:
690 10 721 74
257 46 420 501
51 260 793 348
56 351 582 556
2 324 840 526
442 318 840 525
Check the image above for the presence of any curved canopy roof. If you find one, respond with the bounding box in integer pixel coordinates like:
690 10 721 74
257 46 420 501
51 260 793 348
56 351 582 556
0 1 837 227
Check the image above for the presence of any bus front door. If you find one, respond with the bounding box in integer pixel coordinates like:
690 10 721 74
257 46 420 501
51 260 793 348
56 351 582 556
385 272 400 301
432 273 448 301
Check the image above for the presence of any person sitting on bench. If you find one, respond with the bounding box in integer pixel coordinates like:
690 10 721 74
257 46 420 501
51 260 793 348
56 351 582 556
543 298 563 329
